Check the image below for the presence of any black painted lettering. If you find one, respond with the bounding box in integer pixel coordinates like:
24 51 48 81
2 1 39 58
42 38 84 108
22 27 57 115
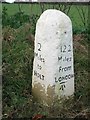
42 58 45 62
65 75 68 80
67 57 72 62
34 52 38 57
62 76 65 80
39 55 41 60
68 74 71 79
55 77 58 82
63 56 72 62
67 66 71 71
63 84 65 89
60 44 72 53
34 70 37 76
71 74 74 78
34 70 45 81
62 67 67 72
61 45 67 53
36 54 45 63
56 73 74 84
68 45 71 52
37 73 42 79
38 43 41 51
63 45 67 52
59 66 71 72
61 46 62 52
59 84 66 91
60 81 66 84
42 75 44 80
37 64 42 70
58 56 62 61
39 74 41 79
58 77 62 82
67 57 69 61
69 57 72 61
59 66 61 72
37 73 40 78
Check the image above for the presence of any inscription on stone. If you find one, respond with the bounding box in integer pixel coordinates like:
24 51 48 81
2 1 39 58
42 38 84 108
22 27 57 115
32 9 74 105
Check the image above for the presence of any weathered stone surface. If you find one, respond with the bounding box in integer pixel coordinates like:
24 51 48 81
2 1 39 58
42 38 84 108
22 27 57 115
32 9 74 105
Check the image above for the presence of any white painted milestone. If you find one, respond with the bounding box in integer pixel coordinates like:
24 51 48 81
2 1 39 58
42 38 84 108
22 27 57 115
5 0 15 3
32 9 74 105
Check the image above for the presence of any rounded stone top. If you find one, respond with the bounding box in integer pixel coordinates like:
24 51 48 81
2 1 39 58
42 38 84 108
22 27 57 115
37 9 72 26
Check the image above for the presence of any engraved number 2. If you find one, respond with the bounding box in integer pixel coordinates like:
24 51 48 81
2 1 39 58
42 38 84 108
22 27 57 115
68 45 71 52
38 43 41 51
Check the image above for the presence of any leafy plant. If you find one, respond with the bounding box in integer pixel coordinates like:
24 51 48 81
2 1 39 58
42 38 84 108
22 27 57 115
2 26 34 118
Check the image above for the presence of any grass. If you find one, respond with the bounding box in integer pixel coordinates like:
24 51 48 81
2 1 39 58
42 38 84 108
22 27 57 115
2 3 89 119
2 24 89 119
2 3 88 30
